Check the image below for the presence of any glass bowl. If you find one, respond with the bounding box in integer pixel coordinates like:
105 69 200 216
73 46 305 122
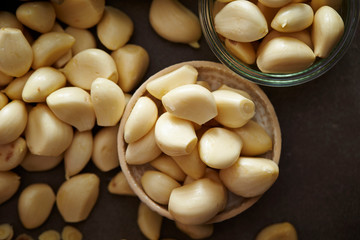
199 0 360 87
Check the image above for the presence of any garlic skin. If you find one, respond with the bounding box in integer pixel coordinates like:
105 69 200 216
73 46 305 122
214 0 268 42
149 0 202 48
312 6 344 58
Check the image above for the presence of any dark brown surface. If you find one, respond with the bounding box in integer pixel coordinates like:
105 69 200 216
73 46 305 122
1 0 360 239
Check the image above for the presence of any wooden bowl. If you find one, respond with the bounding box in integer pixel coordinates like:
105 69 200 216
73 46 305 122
117 61 281 223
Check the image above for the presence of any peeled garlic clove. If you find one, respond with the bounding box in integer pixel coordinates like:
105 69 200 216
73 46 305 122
175 222 214 240
0 71 13 87
14 234 34 240
56 173 100 222
149 0 202 48
212 89 255 128
217 84 252 100
0 171 20 205
64 130 93 179
168 178 227 225
125 126 162 165
257 1 280 27
171 146 206 180
0 100 28 145
90 78 125 127
199 127 242 169
310 0 343 12
141 170 181 205
257 37 316 73
21 152 64 172
0 11 23 30
146 64 198 100
233 120 273 156
65 27 97 55
22 67 66 103
111 44 150 92
62 48 118 90
155 112 197 156
312 6 344 58
255 222 298 240
0 223 14 240
0 28 33 77
150 154 186 182
16 1 56 33
0 92 8 110
97 6 134 51
124 96 158 144
38 230 60 240
52 0 105 29
214 0 268 42
46 87 95 131
137 202 163 240
0 137 27 171
258 0 292 8
18 183 56 229
162 84 218 125
224 39 256 65
2 70 33 100
92 125 119 172
51 23 73 69
108 171 136 196
32 32 75 69
219 157 279 197
61 226 83 240
25 103 73 157
271 3 314 33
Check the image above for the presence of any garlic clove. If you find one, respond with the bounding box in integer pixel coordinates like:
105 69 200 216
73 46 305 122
65 27 97 55
224 39 256 65
150 154 186 182
0 137 27 171
255 222 298 240
0 223 14 240
0 92 8 110
3 70 33 100
21 152 64 172
217 84 252 100
61 225 83 240
175 222 214 240
171 146 206 180
0 11 23 30
0 171 20 205
108 171 136 196
258 0 292 8
310 0 343 12
137 202 163 240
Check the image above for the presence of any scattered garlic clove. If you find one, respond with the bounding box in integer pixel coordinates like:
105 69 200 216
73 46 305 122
2 70 33 100
46 87 95 132
0 11 23 30
25 103 73 157
0 71 13 87
56 173 100 223
258 0 292 8
16 1 56 33
214 0 268 42
312 6 344 58
212 89 255 128
62 48 118 90
111 44 150 92
257 37 316 73
0 137 27 171
22 67 66 103
61 226 83 240
224 39 256 65
162 84 218 125
52 0 105 29
92 125 119 172
18 183 56 229
149 0 202 48
219 157 279 197
108 171 136 196
168 178 227 225
64 130 93 179
255 222 298 240
124 96 158 144
65 27 97 55
271 3 314 33
146 64 198 100
141 170 181 205
97 6 134 51
150 154 186 182
310 0 343 12
137 202 163 240
217 84 252 100
171 146 206 180
175 222 214 240
0 92 8 110
38 230 61 240
32 32 75 69
21 152 64 172
0 28 33 77
0 223 14 240
233 120 273 156
0 100 28 145
91 77 125 127
14 233 34 240
199 127 242 169
0 171 20 205
155 112 198 156
125 126 162 165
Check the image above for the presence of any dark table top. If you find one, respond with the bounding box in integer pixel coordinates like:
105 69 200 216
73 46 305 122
1 1 360 239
